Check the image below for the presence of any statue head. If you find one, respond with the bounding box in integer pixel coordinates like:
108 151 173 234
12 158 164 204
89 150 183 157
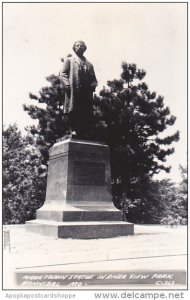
72 41 87 57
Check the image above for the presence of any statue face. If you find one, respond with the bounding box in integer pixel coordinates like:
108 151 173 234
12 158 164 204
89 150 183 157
73 41 86 56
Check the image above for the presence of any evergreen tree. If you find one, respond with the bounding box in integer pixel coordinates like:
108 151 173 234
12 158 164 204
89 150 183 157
92 63 179 202
23 74 67 177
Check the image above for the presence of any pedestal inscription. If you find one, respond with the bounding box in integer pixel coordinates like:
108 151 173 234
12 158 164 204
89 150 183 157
74 161 105 186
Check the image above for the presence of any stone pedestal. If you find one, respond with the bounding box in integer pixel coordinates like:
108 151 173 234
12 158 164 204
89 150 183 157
26 138 134 238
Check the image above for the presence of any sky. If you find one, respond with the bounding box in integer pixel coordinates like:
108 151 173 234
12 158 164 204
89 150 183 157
3 2 187 182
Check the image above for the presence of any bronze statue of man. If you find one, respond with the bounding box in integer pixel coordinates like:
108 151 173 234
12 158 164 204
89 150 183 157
60 41 98 137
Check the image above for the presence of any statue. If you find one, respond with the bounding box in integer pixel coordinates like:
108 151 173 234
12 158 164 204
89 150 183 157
60 41 98 138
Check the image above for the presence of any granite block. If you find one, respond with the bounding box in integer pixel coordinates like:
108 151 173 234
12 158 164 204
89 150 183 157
26 220 134 239
37 210 122 222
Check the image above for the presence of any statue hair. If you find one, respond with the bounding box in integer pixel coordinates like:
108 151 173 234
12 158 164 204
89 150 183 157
72 41 87 51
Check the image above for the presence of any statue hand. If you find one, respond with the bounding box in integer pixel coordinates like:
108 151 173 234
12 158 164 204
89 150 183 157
91 83 97 92
65 85 70 92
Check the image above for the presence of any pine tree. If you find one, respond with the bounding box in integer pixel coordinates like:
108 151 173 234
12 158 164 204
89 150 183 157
23 74 67 176
92 63 179 201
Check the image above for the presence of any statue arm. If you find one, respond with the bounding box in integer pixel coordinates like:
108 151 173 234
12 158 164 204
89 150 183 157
60 58 71 88
90 65 98 91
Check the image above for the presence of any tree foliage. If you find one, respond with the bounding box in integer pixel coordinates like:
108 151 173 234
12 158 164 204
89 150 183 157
23 75 66 172
2 124 45 224
92 63 179 201
121 171 187 225
160 165 187 225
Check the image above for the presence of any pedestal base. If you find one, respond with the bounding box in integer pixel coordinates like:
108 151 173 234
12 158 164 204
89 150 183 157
26 219 134 239
26 138 134 239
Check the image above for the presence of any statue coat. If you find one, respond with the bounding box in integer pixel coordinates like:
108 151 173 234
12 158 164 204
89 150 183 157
60 54 97 114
